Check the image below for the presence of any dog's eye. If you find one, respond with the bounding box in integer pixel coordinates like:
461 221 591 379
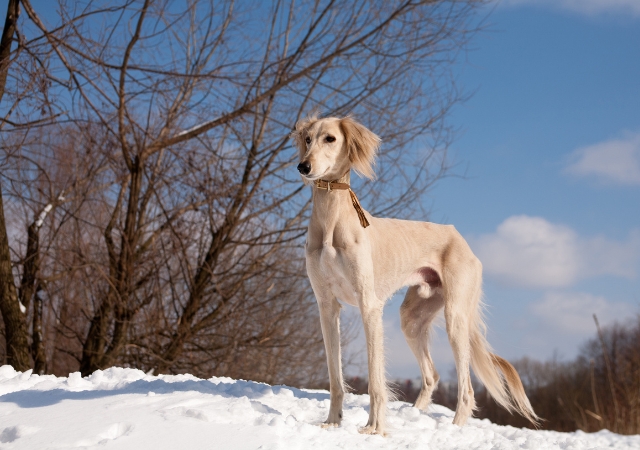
325 135 336 143
305 136 311 144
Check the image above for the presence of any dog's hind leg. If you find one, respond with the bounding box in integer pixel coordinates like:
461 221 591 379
400 286 445 411
443 257 483 426
317 295 345 426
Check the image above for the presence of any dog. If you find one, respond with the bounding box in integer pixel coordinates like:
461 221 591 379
291 115 539 436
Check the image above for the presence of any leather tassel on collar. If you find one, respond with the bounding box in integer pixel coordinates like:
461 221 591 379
348 189 370 228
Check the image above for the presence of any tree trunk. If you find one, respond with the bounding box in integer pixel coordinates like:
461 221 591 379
32 285 46 374
0 0 31 371
0 190 31 370
79 297 113 376
80 160 143 375
21 221 44 372
19 222 39 315
0 0 19 103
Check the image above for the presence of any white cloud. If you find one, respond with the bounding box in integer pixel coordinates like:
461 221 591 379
530 291 636 334
473 216 578 287
565 133 640 186
471 215 640 288
501 0 640 17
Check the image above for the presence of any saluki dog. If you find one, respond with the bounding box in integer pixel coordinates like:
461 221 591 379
291 115 539 436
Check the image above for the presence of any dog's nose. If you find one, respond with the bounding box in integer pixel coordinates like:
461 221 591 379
297 161 311 176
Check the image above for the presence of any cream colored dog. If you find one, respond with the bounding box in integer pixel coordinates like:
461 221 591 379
291 115 539 436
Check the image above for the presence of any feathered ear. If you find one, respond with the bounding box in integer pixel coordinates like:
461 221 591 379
339 116 380 180
290 113 319 156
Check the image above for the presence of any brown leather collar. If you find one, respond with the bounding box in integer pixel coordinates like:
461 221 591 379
314 173 370 228
314 179 350 191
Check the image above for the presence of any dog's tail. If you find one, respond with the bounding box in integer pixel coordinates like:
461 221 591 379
469 307 540 426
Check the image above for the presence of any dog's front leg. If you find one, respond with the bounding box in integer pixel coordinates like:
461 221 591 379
359 298 387 436
317 296 345 427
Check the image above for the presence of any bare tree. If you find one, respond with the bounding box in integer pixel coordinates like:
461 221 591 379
0 0 31 371
1 0 483 384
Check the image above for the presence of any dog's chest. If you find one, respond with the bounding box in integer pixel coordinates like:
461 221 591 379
306 243 361 306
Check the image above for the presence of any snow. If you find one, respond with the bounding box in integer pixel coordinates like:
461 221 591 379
34 204 53 229
174 121 212 138
0 366 638 449
34 193 65 229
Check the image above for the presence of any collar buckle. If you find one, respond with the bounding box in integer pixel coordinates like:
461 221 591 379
315 179 340 191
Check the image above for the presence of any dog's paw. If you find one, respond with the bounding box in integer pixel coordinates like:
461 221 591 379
358 425 386 436
321 410 342 429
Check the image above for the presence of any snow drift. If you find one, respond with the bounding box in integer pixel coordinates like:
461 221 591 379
0 365 637 449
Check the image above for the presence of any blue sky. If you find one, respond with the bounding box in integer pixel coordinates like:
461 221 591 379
361 0 640 379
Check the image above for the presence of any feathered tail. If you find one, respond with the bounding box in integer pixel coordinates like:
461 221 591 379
469 309 540 426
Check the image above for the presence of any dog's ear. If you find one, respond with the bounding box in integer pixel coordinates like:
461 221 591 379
340 116 380 180
290 114 319 157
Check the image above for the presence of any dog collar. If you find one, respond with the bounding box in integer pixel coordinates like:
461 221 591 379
314 179 350 191
315 173 370 228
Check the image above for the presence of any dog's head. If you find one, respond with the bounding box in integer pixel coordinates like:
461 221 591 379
291 115 380 182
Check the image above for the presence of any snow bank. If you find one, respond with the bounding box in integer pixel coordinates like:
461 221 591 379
0 365 637 449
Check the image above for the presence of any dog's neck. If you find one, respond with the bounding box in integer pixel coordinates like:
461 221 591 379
309 170 370 240
309 174 353 243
